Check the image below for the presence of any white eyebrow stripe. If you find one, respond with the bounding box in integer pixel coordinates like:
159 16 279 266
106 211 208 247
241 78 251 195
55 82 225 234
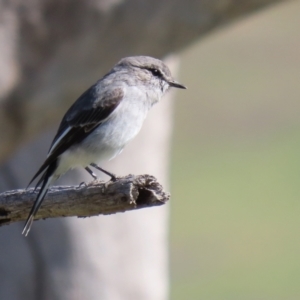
47 126 72 157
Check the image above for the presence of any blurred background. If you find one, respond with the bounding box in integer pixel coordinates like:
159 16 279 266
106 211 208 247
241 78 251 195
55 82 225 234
0 0 299 299
171 1 300 299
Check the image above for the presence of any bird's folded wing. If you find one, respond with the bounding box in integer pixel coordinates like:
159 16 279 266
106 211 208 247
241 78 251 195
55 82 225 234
28 86 124 186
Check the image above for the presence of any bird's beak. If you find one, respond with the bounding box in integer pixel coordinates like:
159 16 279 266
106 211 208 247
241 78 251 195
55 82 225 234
168 80 187 89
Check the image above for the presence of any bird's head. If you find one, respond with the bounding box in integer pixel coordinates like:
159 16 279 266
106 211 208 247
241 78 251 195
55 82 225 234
114 56 186 94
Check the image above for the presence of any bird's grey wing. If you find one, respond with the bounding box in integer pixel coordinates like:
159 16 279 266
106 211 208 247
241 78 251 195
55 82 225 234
49 86 124 155
28 86 124 186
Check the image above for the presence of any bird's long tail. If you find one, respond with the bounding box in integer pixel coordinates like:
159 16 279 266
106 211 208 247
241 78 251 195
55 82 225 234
22 160 58 236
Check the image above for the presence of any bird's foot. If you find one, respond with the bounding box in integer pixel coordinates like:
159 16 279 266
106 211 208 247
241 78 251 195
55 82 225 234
78 181 87 189
90 163 117 181
109 173 117 182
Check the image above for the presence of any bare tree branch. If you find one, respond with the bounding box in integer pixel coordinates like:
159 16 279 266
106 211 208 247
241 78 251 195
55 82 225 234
0 174 169 227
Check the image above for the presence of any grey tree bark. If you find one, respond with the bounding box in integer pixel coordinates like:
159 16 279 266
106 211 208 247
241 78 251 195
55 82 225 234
0 174 170 226
0 1 288 300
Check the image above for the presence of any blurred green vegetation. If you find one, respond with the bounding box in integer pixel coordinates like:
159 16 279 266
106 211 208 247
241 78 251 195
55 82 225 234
170 1 300 299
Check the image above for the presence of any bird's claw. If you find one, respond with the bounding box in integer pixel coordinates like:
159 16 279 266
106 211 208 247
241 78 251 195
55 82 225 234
78 181 87 189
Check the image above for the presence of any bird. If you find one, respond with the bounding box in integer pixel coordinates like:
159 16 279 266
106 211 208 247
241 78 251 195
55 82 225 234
22 56 186 236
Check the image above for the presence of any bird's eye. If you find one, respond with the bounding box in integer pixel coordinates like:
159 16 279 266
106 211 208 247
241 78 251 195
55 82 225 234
150 68 162 77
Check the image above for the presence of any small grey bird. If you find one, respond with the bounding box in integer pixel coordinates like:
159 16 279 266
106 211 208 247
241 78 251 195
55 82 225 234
22 56 186 236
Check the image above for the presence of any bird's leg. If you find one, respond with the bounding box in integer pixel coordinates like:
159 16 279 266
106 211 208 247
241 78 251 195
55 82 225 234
85 166 98 180
90 163 117 181
77 167 98 188
78 181 87 189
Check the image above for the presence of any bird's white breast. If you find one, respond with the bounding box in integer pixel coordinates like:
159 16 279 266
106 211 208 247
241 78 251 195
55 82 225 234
57 86 157 173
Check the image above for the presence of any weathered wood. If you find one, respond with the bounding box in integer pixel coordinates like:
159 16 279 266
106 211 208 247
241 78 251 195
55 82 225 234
0 174 169 226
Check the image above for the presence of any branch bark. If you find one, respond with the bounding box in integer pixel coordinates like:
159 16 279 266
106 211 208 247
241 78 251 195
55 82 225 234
0 174 169 227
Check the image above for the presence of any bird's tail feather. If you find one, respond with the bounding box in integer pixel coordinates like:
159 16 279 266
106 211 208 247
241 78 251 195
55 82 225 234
22 160 57 236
